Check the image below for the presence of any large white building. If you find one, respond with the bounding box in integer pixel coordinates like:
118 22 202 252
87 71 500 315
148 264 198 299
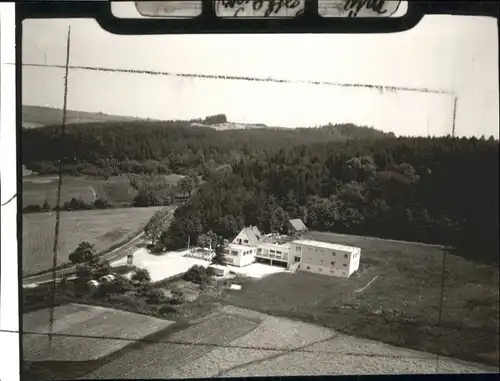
222 222 361 278
290 240 361 278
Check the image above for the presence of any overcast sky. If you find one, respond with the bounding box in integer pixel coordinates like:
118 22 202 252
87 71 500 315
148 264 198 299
22 15 498 138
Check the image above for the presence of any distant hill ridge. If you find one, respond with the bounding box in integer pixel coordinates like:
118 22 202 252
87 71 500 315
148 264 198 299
23 107 391 138
22 105 156 128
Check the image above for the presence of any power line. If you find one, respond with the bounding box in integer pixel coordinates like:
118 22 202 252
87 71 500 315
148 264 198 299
3 328 441 362
19 62 454 96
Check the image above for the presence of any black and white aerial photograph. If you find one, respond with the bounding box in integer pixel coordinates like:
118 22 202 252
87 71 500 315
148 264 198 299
19 2 498 379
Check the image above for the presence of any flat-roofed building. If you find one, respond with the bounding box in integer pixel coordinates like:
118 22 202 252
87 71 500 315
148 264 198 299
256 242 290 268
290 239 361 278
222 243 256 267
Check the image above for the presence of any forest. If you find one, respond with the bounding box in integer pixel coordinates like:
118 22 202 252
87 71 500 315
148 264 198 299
22 119 499 264
22 118 392 177
161 135 499 264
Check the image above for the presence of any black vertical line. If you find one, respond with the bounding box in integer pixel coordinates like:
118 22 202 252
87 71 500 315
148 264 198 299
436 95 458 373
47 25 71 351
437 247 447 325
16 8 24 378
451 96 458 138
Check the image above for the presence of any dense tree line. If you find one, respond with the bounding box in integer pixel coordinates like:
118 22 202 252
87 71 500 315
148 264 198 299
161 136 499 264
22 120 393 177
23 197 112 213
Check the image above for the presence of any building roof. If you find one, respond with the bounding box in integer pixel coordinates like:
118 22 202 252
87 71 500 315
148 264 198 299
228 243 255 252
291 239 360 253
240 226 261 246
261 234 293 245
287 219 308 232
258 241 291 250
251 225 262 239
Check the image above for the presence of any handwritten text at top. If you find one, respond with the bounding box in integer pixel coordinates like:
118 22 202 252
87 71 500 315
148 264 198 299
217 0 303 17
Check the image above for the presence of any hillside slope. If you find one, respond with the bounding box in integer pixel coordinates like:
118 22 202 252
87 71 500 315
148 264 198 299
22 105 155 128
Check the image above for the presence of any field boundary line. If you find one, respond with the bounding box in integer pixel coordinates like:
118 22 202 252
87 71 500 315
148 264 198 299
354 274 379 294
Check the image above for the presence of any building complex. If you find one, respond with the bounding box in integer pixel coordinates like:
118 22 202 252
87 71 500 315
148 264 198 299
222 219 361 278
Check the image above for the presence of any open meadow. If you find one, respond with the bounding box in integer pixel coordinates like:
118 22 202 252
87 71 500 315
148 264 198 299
220 231 500 368
22 206 165 276
23 173 186 207
23 175 138 207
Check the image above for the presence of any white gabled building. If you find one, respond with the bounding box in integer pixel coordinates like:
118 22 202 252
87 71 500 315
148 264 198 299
232 225 262 247
290 240 361 278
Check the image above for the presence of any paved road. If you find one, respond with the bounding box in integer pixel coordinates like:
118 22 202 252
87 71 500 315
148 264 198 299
22 233 146 287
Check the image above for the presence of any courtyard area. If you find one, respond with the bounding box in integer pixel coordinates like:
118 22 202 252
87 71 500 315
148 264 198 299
110 247 290 283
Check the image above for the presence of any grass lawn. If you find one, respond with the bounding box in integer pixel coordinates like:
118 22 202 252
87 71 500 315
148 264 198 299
22 175 139 207
22 206 166 276
221 230 500 367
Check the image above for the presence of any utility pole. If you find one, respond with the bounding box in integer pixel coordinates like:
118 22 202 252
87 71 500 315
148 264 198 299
436 95 458 373
438 97 457 325
48 25 71 351
187 235 190 250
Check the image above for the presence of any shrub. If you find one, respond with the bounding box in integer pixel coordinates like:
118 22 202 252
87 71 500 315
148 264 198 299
144 288 165 304
170 289 186 305
96 277 133 297
131 269 152 286
159 304 177 315
62 198 93 211
23 204 42 213
183 265 210 284
94 198 110 209
92 261 112 280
